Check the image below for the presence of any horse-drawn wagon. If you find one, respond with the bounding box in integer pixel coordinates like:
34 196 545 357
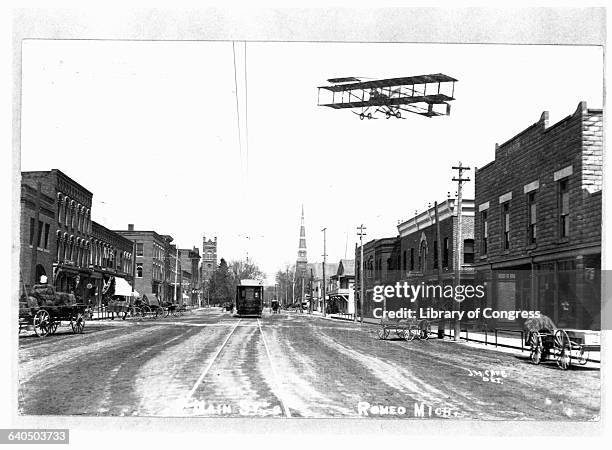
19 284 86 337
524 315 600 370
377 317 431 341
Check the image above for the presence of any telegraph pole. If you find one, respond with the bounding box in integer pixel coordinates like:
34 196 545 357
452 162 471 341
357 224 367 324
321 227 327 317
173 247 179 304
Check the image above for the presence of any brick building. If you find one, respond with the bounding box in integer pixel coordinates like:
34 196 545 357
179 247 200 306
21 170 94 298
474 102 602 330
355 237 397 319
115 225 178 303
90 221 134 308
397 198 475 282
19 181 56 290
200 235 217 303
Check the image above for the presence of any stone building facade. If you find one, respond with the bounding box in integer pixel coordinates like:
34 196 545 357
474 102 602 330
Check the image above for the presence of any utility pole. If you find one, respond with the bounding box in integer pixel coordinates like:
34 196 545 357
452 162 471 342
321 227 327 317
434 201 444 339
309 267 314 314
285 266 289 307
357 224 367 324
173 247 179 304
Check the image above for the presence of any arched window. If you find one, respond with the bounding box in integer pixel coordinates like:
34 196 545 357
419 240 427 272
64 200 70 226
56 194 62 224
70 201 76 229
56 232 62 260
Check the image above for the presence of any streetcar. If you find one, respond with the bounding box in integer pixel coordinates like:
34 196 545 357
235 279 264 317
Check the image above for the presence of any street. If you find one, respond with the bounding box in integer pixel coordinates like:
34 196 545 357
18 309 600 420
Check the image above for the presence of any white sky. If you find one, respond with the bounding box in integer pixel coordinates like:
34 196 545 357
20 40 603 282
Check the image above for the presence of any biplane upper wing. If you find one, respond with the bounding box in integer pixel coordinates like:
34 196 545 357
318 73 457 92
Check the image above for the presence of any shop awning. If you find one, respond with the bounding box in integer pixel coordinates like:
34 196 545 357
114 277 139 297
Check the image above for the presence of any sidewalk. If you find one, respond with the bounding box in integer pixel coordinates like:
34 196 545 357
301 311 601 367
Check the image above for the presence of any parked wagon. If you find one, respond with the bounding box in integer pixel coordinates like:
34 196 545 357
377 317 431 341
524 315 600 370
106 295 147 320
140 293 167 319
19 284 86 337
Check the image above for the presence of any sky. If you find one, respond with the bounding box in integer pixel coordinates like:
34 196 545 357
19 40 604 283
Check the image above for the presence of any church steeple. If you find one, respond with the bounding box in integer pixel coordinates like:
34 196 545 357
296 205 307 275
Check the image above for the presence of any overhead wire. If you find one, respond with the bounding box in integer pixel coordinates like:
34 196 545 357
232 41 244 181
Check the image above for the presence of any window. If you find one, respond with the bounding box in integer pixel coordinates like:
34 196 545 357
502 202 510 250
464 239 474 264
482 211 488 255
419 241 427 272
443 238 449 268
36 220 43 248
410 248 415 271
433 241 438 269
402 251 406 271
136 263 143 278
29 218 35 245
528 192 537 244
44 223 50 249
559 179 570 238
136 243 144 256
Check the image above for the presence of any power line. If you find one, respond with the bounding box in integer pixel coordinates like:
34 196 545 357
232 41 244 179
243 42 249 181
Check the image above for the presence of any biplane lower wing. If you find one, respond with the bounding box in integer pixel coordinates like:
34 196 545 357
319 93 453 110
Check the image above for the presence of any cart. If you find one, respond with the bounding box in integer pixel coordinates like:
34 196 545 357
19 286 86 337
526 328 600 370
106 296 146 320
524 315 600 370
141 294 165 319
377 318 431 341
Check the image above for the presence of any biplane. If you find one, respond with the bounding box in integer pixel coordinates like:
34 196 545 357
317 74 457 120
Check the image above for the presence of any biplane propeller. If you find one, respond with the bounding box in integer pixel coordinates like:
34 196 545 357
317 73 457 120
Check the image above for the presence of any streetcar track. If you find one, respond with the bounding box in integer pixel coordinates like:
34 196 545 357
181 317 292 417
258 318 292 417
185 318 242 400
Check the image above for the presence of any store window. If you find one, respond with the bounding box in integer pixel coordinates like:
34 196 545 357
559 179 570 238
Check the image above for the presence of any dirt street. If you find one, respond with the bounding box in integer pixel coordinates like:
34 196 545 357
18 309 600 420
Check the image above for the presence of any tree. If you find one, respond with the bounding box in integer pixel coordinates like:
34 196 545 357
228 259 266 286
209 258 233 305
275 265 296 306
